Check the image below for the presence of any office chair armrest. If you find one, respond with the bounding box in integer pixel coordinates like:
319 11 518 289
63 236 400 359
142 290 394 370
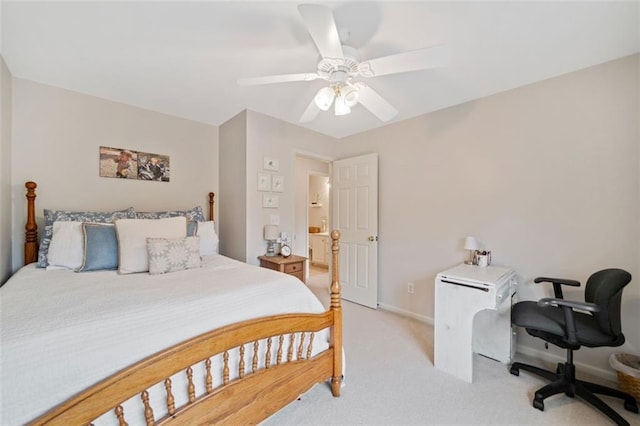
534 277 580 286
538 298 600 344
534 277 580 299
537 297 601 313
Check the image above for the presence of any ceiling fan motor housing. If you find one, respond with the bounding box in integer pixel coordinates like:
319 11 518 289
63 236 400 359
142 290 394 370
317 45 361 83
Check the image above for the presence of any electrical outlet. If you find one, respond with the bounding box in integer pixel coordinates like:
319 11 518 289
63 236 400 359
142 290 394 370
407 282 414 294
270 215 280 225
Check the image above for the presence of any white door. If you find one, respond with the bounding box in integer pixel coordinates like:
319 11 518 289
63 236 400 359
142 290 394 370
331 153 378 309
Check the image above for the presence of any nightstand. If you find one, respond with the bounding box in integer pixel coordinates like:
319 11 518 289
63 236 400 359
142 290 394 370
258 255 306 283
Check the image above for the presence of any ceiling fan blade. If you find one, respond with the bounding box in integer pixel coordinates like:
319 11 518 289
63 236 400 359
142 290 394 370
359 45 449 78
297 4 343 60
357 85 399 122
299 96 321 123
237 73 319 86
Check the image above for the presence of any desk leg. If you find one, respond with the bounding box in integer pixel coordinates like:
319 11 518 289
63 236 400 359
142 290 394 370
434 280 494 383
435 312 475 383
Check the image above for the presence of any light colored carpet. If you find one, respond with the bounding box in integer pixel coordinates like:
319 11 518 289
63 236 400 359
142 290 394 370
264 270 640 425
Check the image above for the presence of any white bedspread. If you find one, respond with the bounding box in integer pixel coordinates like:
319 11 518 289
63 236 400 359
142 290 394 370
0 255 328 425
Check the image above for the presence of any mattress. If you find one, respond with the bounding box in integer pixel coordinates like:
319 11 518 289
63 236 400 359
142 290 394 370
0 254 328 425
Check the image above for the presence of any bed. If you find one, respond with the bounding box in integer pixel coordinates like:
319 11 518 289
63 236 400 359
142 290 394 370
1 181 343 425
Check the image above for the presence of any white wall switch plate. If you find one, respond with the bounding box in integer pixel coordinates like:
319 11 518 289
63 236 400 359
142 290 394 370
270 215 280 225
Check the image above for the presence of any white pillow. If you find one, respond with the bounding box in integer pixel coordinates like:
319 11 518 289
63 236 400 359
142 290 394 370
115 217 187 274
47 221 84 270
197 221 219 255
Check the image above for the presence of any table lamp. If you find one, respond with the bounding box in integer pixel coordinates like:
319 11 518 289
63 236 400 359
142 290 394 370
264 225 279 257
464 236 479 265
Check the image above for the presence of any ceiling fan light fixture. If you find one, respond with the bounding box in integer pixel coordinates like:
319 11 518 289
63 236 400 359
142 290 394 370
342 85 360 107
314 86 335 111
334 96 351 116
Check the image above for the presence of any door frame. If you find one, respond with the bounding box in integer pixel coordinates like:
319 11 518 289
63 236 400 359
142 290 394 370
307 170 330 266
293 150 334 281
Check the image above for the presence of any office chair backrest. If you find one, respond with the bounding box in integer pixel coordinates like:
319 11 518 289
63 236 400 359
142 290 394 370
585 268 631 337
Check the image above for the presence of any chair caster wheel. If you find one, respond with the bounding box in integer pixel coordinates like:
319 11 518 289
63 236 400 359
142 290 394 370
533 399 544 411
624 400 639 413
509 367 519 376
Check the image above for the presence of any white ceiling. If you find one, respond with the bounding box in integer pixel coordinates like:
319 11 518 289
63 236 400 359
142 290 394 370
2 1 639 139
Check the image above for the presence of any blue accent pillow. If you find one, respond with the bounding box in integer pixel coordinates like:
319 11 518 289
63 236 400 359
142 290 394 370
187 220 197 237
77 223 119 272
37 207 135 267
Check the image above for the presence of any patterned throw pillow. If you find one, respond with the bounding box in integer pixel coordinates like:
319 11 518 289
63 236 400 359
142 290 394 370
135 206 205 222
147 236 201 275
37 207 136 267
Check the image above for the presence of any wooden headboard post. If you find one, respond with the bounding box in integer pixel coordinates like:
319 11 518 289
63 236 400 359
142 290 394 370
329 229 342 397
25 181 38 265
208 192 215 221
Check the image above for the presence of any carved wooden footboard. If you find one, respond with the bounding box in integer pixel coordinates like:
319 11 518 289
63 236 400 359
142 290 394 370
23 182 343 425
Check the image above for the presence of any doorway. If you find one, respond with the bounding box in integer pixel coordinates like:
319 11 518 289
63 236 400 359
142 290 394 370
294 152 379 309
294 155 331 299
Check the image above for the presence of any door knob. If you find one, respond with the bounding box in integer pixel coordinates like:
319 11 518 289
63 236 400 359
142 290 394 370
368 236 376 242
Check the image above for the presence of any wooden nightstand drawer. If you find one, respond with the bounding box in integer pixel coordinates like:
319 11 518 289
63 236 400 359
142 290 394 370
257 255 307 284
284 262 302 273
260 261 279 272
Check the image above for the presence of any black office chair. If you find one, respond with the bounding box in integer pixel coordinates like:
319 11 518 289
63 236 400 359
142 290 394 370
510 268 638 425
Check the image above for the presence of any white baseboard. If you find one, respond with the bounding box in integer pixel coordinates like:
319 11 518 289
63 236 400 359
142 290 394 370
378 303 434 325
377 303 618 383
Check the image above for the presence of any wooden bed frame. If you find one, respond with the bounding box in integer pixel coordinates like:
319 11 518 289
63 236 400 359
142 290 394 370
22 181 343 425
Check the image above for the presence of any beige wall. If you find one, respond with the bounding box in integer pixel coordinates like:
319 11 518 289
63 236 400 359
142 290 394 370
11 78 218 271
336 54 640 375
217 111 336 264
218 110 247 261
0 56 12 284
245 111 336 265
220 111 335 264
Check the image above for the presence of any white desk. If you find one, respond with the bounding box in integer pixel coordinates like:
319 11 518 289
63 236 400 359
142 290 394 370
434 264 517 383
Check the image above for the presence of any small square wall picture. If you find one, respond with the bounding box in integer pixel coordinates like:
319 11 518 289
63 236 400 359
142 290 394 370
137 152 171 182
100 146 138 179
263 157 279 171
257 172 271 191
263 194 279 208
272 175 284 192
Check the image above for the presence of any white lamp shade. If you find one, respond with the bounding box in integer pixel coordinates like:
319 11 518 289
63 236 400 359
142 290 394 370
342 85 360 107
334 96 351 116
314 87 335 111
264 225 279 241
464 236 479 250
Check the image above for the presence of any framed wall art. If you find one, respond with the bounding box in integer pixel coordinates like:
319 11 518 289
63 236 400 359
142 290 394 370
272 175 284 192
99 146 138 180
137 151 170 182
263 194 279 208
263 157 279 171
257 172 271 191
99 146 170 182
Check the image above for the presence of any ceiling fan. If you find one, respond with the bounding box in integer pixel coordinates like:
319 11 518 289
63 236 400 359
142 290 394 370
238 4 449 123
